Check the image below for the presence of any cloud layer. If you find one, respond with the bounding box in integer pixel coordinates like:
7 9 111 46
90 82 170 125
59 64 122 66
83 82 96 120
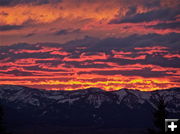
0 0 180 45
0 34 179 91
0 0 179 91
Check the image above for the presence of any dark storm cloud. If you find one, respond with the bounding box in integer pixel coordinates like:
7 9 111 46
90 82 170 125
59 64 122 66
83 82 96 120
24 65 67 72
142 0 161 8
1 33 179 54
0 33 179 70
86 33 180 52
24 33 36 38
0 0 62 6
147 22 180 29
78 68 172 78
0 25 23 31
4 69 34 76
55 29 81 35
55 29 68 35
110 8 180 24
0 0 12 6
125 6 137 16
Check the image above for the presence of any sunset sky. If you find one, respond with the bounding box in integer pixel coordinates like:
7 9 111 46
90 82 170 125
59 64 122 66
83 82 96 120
0 0 180 91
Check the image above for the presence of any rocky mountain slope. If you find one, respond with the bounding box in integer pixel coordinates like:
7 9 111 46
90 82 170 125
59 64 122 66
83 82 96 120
0 85 179 134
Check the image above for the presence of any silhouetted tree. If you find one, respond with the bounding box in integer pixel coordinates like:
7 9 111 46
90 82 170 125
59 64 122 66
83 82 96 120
148 94 168 134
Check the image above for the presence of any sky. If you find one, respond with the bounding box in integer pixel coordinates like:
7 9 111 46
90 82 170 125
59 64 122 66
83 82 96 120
0 0 180 91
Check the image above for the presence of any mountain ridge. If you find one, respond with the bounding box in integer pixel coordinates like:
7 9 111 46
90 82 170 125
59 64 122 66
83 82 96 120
0 84 179 111
0 84 179 134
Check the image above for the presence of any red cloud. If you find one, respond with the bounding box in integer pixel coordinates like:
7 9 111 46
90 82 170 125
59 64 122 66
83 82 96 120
163 54 180 59
63 52 109 62
113 54 146 60
12 46 61 54
50 51 70 56
0 44 179 91
112 50 146 60
135 46 169 54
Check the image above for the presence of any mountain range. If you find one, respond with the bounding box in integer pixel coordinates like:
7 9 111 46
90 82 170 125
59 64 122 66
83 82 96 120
0 85 179 134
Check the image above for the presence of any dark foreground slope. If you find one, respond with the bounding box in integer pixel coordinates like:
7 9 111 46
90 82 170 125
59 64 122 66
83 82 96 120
0 85 179 134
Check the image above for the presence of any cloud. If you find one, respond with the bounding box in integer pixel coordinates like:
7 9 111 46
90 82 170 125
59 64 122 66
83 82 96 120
55 29 80 35
0 0 14 6
110 8 180 24
24 33 36 38
86 33 180 52
0 0 62 6
0 25 23 31
12 47 60 54
63 52 109 62
111 50 146 60
55 29 68 35
0 33 180 91
2 0 179 26
0 0 120 25
0 0 179 91
163 53 180 59
81 68 172 78
0 0 179 46
147 22 180 29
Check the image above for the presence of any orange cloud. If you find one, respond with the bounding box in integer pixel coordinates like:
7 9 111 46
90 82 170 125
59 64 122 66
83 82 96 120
0 0 179 92
1 42 179 92
50 51 70 56
63 52 109 62
0 76 178 91
112 50 132 55
163 53 180 59
0 0 179 46
135 46 169 54
0 1 120 25
1 0 169 26
112 50 146 60
134 46 169 50
113 55 146 60
11 46 61 54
